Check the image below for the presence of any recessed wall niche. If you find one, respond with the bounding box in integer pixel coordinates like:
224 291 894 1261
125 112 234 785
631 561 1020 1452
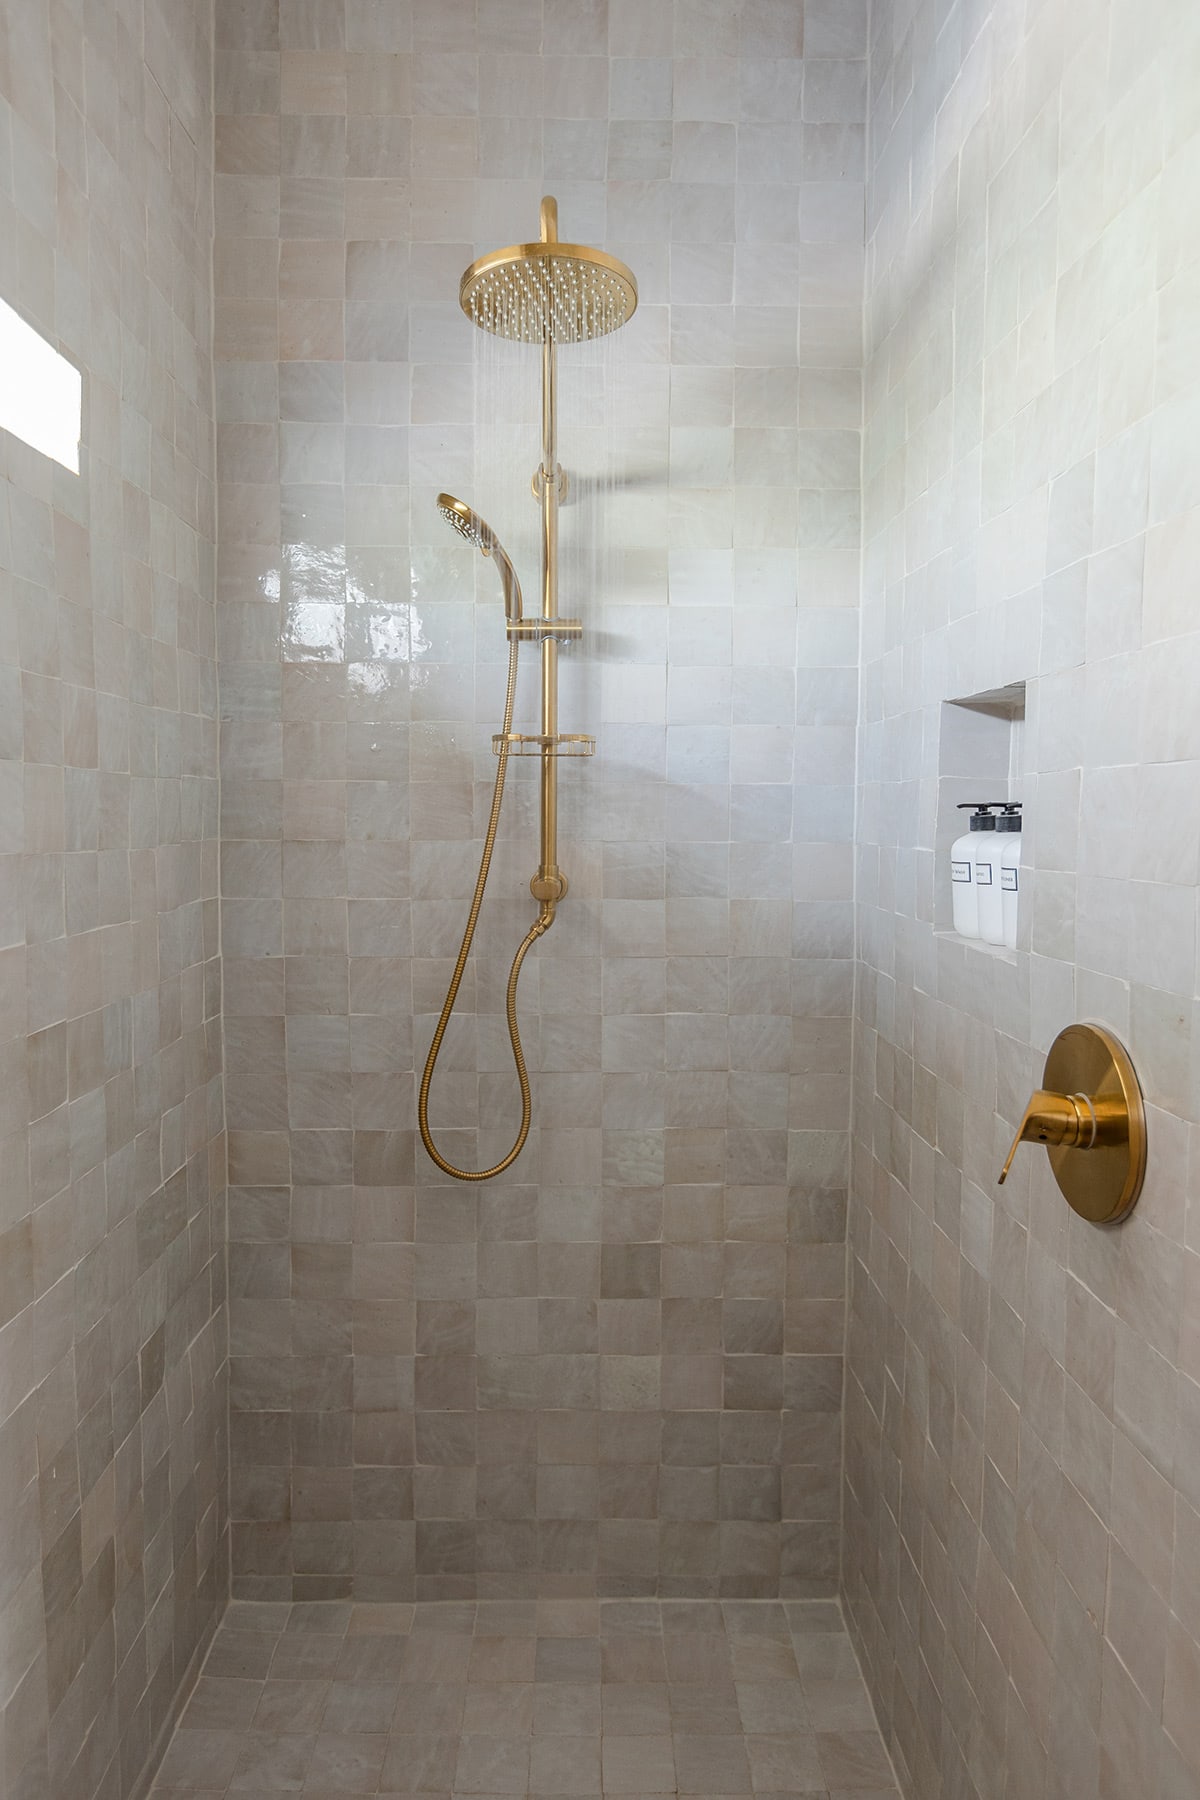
935 682 1026 950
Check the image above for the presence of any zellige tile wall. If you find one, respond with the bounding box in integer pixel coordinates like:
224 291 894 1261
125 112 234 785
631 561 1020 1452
0 3 226 1798
847 0 1200 1794
214 0 867 1601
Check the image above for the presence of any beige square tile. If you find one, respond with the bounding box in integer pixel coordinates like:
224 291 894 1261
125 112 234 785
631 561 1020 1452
602 1733 677 1793
745 1731 825 1790
533 1679 603 1735
529 1733 602 1793
453 1733 530 1793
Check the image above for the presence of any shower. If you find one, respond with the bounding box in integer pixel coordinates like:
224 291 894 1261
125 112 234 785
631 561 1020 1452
417 198 637 1181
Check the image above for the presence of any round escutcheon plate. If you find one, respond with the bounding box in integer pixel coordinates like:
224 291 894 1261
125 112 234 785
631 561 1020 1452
1043 1023 1146 1224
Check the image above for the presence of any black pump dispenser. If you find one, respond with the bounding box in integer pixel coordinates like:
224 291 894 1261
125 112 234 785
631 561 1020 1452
956 802 1004 832
996 802 1022 833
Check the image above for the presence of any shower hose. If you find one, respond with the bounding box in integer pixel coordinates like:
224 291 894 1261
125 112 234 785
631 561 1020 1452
417 637 553 1180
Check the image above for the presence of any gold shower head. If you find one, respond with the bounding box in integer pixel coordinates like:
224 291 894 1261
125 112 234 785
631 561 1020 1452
460 196 638 345
438 492 496 553
437 493 523 622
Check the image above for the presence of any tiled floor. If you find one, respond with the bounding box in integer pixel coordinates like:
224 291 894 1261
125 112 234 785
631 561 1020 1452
150 1598 897 1798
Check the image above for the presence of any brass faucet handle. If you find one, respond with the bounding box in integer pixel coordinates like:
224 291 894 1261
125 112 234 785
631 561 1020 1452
997 1088 1095 1185
996 1024 1145 1222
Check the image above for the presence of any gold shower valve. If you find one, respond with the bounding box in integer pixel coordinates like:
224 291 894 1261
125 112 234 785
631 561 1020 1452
996 1023 1146 1223
998 1089 1106 1171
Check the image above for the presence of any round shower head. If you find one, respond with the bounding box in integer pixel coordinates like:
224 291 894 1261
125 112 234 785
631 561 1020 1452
437 493 496 554
460 242 638 345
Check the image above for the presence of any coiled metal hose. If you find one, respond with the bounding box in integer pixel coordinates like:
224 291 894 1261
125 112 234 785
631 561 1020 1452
418 638 553 1181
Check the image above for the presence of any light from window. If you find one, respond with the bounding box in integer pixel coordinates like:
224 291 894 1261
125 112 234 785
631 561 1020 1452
0 297 82 473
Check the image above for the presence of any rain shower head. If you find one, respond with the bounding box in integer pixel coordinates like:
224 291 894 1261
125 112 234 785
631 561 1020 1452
460 197 637 345
461 247 638 344
437 493 522 621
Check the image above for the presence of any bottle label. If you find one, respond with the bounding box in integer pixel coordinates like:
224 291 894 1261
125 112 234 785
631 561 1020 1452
975 862 993 885
1001 866 1018 891
951 861 972 883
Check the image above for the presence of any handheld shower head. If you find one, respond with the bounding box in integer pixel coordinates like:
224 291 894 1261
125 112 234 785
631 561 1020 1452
437 492 522 621
438 493 494 553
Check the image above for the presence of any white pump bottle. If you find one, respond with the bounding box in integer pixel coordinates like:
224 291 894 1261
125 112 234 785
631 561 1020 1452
998 803 1022 950
950 804 999 940
975 805 1008 945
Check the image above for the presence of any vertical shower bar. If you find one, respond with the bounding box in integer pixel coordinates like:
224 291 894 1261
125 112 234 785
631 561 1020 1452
532 195 565 906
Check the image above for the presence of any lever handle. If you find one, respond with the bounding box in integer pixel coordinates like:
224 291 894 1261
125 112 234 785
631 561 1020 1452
996 1024 1145 1223
998 1088 1096 1185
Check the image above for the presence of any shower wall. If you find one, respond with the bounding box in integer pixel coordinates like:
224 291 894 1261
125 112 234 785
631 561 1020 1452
848 0 1200 1794
0 4 225 1799
215 0 866 1599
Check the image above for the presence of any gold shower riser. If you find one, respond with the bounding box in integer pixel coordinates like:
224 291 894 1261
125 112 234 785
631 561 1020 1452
467 194 633 908
419 198 634 1184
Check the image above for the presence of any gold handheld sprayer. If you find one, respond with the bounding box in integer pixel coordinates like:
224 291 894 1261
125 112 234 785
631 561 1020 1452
417 198 637 1181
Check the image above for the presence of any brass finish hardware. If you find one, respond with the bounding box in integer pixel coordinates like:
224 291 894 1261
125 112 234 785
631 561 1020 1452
997 1089 1098 1179
418 642 551 1183
530 869 567 903
420 199 634 1182
997 1023 1146 1223
532 463 569 504
459 197 638 345
506 617 583 644
491 732 595 757
437 492 523 622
